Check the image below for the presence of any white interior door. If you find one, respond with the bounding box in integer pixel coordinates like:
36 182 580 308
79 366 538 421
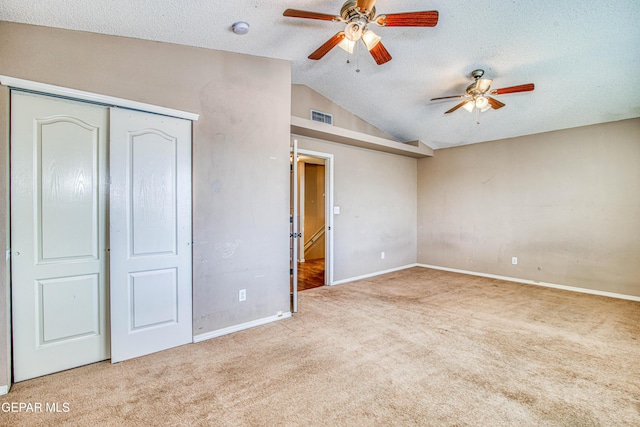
11 92 110 382
291 139 299 312
109 108 192 363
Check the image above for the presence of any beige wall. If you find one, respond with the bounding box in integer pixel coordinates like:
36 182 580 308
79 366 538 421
417 118 640 296
292 85 417 280
0 21 291 389
292 85 395 140
296 137 418 281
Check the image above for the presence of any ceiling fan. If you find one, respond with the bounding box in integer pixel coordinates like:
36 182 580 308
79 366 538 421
432 69 535 114
283 0 438 65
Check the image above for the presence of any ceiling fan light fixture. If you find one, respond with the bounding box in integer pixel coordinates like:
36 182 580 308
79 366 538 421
476 78 492 92
475 96 489 109
361 29 381 50
345 20 365 41
283 4 439 65
433 69 534 115
462 101 475 113
338 38 356 54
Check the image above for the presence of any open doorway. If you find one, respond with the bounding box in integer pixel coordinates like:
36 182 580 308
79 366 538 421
298 156 326 291
290 144 333 312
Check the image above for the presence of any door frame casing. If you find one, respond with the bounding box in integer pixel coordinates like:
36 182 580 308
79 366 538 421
292 147 334 287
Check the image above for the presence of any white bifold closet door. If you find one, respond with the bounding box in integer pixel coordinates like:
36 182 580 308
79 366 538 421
11 92 110 382
11 92 193 381
108 107 192 363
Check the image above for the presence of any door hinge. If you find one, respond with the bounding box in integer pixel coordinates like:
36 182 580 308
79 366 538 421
290 232 302 238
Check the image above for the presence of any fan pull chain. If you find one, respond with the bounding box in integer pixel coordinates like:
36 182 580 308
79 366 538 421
344 41 361 72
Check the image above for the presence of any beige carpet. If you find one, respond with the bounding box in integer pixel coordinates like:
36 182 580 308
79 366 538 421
2 267 639 426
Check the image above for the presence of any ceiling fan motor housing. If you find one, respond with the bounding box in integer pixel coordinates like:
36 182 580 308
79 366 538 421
340 0 376 22
466 83 481 96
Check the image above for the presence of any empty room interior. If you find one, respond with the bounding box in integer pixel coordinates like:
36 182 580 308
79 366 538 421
0 0 639 425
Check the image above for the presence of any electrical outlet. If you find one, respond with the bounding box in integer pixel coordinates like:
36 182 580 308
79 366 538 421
381 252 385 259
239 289 246 302
512 257 518 265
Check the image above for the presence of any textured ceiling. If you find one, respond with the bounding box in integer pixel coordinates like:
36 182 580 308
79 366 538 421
2 0 639 149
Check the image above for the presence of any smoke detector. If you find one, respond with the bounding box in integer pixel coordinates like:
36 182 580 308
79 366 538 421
232 22 250 35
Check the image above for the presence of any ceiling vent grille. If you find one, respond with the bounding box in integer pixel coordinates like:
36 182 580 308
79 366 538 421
310 110 333 125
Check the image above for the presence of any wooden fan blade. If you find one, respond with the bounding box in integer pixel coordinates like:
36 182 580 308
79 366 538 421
487 97 505 110
445 101 471 114
489 83 534 95
367 40 392 65
283 9 341 21
309 32 345 60
377 11 439 27
431 95 466 101
356 0 377 13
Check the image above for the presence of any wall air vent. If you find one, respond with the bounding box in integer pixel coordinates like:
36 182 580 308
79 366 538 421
310 110 333 125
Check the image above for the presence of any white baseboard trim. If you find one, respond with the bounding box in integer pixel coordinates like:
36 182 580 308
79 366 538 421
417 264 640 302
193 311 292 343
0 384 9 395
331 263 419 286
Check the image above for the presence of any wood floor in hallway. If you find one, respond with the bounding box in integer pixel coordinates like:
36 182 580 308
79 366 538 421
295 258 325 291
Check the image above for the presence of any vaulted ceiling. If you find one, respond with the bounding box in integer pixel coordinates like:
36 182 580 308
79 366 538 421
2 0 639 149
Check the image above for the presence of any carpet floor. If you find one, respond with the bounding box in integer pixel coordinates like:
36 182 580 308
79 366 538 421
2 267 639 426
